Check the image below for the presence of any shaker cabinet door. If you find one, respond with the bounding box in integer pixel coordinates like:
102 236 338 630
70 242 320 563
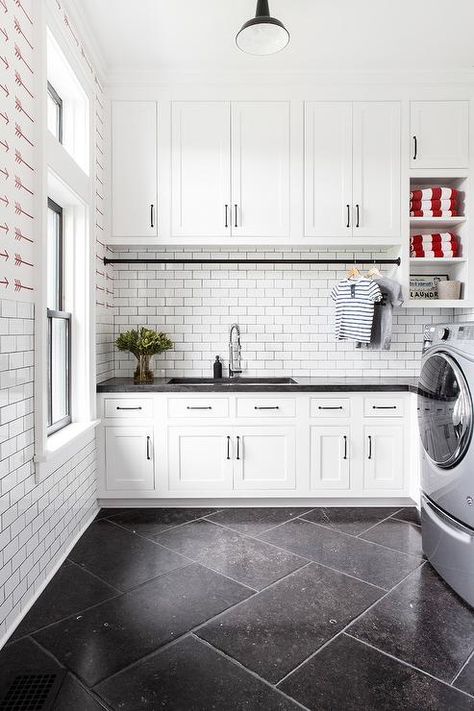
410 100 469 169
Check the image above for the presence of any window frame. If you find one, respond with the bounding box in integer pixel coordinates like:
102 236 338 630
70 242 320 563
46 197 72 436
47 80 63 144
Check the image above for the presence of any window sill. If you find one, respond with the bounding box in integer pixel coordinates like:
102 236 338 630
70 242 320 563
34 420 100 482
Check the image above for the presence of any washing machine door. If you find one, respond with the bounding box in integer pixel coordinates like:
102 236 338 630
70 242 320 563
418 352 472 469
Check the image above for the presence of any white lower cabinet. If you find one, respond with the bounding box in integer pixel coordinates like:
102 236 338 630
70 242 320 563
167 427 233 494
105 427 155 492
98 392 414 500
233 427 296 491
363 424 404 491
310 426 351 491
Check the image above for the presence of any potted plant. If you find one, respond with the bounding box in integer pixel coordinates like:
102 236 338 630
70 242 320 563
115 327 173 384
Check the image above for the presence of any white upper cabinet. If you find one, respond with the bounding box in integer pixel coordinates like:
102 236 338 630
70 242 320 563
111 101 157 239
171 101 231 238
304 101 401 239
232 102 290 238
352 102 401 238
410 101 469 169
305 102 353 238
171 100 290 240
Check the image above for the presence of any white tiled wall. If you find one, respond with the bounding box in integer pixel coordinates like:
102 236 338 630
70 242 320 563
0 0 102 644
112 247 453 379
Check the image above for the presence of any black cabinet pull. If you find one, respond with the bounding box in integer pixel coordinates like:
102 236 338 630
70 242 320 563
225 204 229 228
413 135 418 160
368 435 372 460
116 406 142 410
346 204 350 228
343 435 348 460
372 405 397 410
254 406 279 410
236 435 240 460
355 204 360 228
318 406 343 410
234 204 238 228
186 406 212 410
150 204 155 228
227 435 231 460
146 435 151 460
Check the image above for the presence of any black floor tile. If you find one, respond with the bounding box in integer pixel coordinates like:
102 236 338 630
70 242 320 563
96 635 299 711
11 562 118 640
349 564 474 682
33 564 251 687
197 562 382 683
109 507 219 537
204 507 312 536
53 674 107 711
391 506 421 526
156 519 307 590
301 506 401 535
360 519 423 558
68 519 189 591
0 637 62 694
279 633 474 711
259 518 421 590
95 507 127 520
454 654 474 697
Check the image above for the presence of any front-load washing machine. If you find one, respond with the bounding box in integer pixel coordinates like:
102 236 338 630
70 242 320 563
419 322 474 606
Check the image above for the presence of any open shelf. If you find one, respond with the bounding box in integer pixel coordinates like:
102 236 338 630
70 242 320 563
408 299 465 308
410 216 466 228
410 257 466 266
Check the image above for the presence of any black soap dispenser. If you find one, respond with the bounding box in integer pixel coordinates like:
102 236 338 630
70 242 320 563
213 356 223 379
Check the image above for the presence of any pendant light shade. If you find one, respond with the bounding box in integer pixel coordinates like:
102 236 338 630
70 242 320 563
236 0 290 56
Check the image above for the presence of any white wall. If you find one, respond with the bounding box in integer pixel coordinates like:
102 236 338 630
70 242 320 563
0 0 104 645
112 246 452 379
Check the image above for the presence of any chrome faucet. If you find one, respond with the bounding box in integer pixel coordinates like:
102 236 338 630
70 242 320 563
229 323 242 377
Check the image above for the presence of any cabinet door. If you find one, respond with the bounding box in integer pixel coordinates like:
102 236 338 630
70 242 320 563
352 102 401 238
231 102 290 238
171 101 231 238
233 427 296 490
363 425 404 491
310 426 351 491
168 427 233 493
112 101 157 239
304 102 353 238
410 101 469 169
105 427 154 492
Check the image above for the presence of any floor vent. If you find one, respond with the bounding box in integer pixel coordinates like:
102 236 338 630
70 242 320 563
0 671 65 710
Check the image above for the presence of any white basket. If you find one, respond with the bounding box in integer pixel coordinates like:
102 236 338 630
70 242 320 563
437 281 462 300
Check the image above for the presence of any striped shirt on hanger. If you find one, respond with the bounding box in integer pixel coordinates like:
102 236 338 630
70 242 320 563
330 278 382 343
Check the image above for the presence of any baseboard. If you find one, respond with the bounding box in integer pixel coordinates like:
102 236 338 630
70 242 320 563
98 497 415 508
0 505 100 650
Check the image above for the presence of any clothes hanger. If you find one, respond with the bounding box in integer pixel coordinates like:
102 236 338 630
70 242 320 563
346 258 360 280
367 259 381 279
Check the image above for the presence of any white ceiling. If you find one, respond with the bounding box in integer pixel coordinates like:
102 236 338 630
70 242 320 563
78 0 474 79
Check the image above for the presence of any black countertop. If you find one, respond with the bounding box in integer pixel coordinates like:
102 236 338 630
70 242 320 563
97 377 419 394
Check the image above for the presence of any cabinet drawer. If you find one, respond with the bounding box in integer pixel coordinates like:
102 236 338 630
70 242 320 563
236 398 296 418
364 397 404 417
167 398 229 418
311 399 350 418
104 398 153 419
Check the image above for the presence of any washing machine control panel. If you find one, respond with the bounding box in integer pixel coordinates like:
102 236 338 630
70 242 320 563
423 323 474 350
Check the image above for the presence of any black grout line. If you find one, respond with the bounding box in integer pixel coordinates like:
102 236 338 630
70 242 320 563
275 561 428 687
193 634 311 711
344 632 474 703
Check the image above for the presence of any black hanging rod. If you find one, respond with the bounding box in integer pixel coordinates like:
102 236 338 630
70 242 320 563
103 256 401 266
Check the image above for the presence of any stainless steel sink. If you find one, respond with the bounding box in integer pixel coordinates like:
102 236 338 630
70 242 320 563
167 377 297 385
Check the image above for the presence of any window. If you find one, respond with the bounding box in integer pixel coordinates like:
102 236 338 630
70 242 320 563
47 198 71 435
47 81 63 143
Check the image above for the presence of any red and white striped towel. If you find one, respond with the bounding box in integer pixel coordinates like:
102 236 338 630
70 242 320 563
410 187 459 201
410 210 459 217
410 199 458 211
411 233 458 245
411 249 457 258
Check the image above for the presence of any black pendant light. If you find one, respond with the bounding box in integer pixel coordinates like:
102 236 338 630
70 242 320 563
236 0 290 56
